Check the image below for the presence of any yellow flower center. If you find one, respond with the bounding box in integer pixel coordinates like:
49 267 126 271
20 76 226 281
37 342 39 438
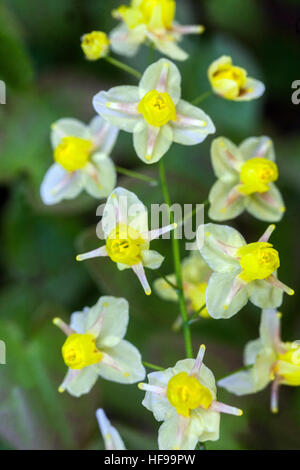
237 242 280 283
275 343 300 386
140 0 176 29
81 31 110 60
166 371 213 417
106 223 146 266
187 282 210 318
113 5 145 29
212 65 247 99
238 157 278 195
138 90 176 127
54 136 92 172
62 333 103 369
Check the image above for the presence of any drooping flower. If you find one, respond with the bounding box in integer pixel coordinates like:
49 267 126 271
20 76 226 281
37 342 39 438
197 223 294 319
81 31 110 60
40 116 118 205
110 0 205 61
96 408 126 450
218 309 300 413
208 56 265 101
93 58 215 164
53 296 145 397
154 249 212 320
208 136 285 222
139 345 243 450
76 187 176 295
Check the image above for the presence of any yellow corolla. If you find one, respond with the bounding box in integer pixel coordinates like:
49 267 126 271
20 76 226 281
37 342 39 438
208 56 265 101
81 31 110 60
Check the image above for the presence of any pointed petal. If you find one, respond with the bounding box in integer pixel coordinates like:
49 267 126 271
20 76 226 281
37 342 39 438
76 245 107 262
40 164 83 205
139 58 181 105
96 408 126 450
206 272 248 319
132 262 152 295
172 100 215 145
133 123 173 164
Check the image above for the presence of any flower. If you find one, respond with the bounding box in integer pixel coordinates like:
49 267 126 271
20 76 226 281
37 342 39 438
218 309 300 413
40 116 118 205
96 408 126 450
53 295 145 397
110 0 205 61
76 187 176 295
81 31 110 60
208 56 265 101
139 345 242 450
93 58 215 164
154 249 212 319
197 223 294 319
208 136 285 222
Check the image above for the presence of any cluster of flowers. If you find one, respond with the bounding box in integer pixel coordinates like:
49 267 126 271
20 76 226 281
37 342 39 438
40 0 300 451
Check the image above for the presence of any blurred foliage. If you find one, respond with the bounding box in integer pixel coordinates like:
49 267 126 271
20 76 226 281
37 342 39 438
0 0 300 450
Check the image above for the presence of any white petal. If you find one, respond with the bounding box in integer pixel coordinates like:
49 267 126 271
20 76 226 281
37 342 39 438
133 122 173 164
244 338 263 366
206 272 248 319
141 250 164 269
102 187 149 238
40 163 83 205
158 412 199 450
142 369 174 422
247 278 283 310
171 100 215 145
89 116 119 155
96 408 126 450
139 58 181 105
109 23 146 57
61 366 99 397
208 180 245 221
235 77 265 101
150 36 188 61
93 86 142 133
239 136 275 162
259 308 281 350
218 370 255 396
51 118 90 148
83 154 116 199
244 184 285 222
211 137 243 181
97 339 145 384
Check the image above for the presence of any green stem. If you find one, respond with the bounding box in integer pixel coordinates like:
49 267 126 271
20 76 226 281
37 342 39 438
105 56 142 80
192 90 212 106
158 160 193 358
188 304 207 325
158 270 178 290
116 165 158 185
143 361 164 371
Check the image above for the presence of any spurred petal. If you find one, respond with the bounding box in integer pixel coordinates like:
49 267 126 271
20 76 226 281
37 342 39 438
139 58 181 105
171 100 215 146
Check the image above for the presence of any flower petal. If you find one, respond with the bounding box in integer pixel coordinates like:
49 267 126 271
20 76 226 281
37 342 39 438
158 412 199 450
198 223 245 273
247 277 283 309
150 35 188 61
154 275 178 302
96 408 126 450
93 86 142 133
51 118 90 148
142 369 173 422
239 136 275 162
218 370 256 396
83 153 116 199
259 308 281 350
211 137 242 181
89 116 119 155
133 122 173 164
191 408 220 442
235 77 265 101
97 339 145 384
208 180 245 221
109 23 146 57
60 366 99 397
171 100 215 145
40 163 83 205
244 338 263 366
141 249 164 269
102 187 149 237
206 272 248 319
139 58 181 105
244 183 285 222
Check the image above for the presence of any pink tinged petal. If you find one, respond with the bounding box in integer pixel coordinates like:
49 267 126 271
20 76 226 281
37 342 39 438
58 368 81 393
138 382 167 395
174 415 190 450
92 121 111 149
210 400 243 416
101 352 123 373
87 309 106 337
84 162 103 189
265 274 294 296
96 409 115 450
175 114 207 128
223 276 245 310
222 186 243 212
212 238 240 258
76 246 108 262
145 223 177 241
105 101 139 115
52 317 75 336
50 172 76 196
145 126 160 162
258 191 286 212
270 378 280 413
172 24 205 35
253 137 272 158
190 344 206 377
156 62 169 93
132 262 152 295
258 224 276 242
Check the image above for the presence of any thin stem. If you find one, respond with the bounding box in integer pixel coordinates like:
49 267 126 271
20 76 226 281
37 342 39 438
104 56 142 80
116 165 158 185
143 361 164 371
188 304 207 325
192 90 212 106
158 270 178 290
178 200 209 228
158 160 193 358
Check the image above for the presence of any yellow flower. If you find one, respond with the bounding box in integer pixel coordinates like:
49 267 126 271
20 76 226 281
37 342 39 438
137 89 177 127
208 56 265 101
219 309 300 413
81 31 110 60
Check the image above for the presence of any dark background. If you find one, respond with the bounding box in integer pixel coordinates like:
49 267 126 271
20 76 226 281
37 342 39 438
0 0 299 449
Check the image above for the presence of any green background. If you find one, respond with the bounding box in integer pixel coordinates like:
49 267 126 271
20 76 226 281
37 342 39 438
0 0 300 450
